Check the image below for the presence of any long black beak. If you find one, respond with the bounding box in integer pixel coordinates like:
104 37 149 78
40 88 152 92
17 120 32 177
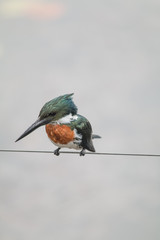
15 117 52 142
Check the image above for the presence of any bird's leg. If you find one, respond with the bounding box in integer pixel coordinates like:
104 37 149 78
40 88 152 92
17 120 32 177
80 148 86 156
54 147 61 156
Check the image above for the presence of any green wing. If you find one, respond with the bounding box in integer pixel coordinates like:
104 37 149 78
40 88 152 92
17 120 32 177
69 114 95 152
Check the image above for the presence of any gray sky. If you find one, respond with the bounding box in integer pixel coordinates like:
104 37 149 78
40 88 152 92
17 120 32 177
0 0 160 239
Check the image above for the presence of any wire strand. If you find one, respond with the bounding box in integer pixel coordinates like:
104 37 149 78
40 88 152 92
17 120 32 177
0 149 160 157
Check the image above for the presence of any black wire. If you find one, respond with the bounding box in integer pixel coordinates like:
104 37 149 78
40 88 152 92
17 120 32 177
0 149 160 157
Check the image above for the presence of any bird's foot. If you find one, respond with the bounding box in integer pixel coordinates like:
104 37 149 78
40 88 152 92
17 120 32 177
80 149 86 156
54 148 61 156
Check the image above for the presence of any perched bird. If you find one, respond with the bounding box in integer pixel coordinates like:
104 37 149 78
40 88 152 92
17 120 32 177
16 93 101 156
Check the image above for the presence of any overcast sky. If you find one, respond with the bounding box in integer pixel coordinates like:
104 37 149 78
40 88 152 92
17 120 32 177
0 0 160 239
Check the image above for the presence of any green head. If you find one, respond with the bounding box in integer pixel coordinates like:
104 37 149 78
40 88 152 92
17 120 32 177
15 93 77 142
39 93 77 121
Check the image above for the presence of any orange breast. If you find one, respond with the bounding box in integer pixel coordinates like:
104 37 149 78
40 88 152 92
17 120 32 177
45 124 74 144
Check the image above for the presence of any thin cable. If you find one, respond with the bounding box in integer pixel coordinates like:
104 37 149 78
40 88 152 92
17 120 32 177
0 149 160 157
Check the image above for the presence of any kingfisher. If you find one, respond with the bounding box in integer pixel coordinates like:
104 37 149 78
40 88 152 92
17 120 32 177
15 93 101 156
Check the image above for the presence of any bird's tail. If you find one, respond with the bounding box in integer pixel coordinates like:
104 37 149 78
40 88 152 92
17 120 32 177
92 134 101 139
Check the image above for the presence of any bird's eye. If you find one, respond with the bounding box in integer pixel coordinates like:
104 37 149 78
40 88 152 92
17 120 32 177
47 112 56 117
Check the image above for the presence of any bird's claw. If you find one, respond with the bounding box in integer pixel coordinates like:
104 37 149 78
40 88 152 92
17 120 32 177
54 148 60 156
80 149 86 156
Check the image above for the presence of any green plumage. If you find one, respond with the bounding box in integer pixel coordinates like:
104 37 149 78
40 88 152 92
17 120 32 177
64 114 95 152
39 93 77 120
16 93 101 155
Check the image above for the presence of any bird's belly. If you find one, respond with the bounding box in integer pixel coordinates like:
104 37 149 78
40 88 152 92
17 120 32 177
45 124 82 149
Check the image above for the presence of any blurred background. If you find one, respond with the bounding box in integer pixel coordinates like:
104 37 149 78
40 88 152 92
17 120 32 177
0 0 160 239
